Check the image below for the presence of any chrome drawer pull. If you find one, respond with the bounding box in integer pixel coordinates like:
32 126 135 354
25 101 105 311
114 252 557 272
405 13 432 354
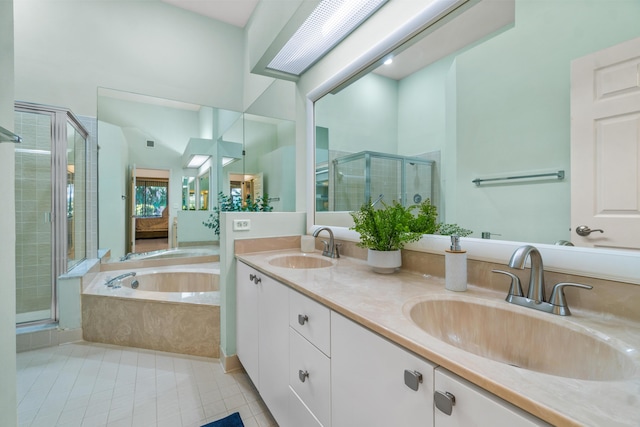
404 370 423 391
298 314 309 325
434 390 456 416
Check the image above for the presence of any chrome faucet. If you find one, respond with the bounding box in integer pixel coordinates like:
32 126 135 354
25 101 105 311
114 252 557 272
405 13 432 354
508 245 546 302
105 272 136 288
312 227 340 258
493 245 592 316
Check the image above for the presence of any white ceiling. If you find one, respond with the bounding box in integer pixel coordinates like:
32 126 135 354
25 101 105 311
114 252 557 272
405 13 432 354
160 0 514 82
373 0 514 80
160 0 259 28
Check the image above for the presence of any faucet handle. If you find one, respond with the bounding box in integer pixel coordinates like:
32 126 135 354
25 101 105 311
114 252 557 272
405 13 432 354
492 270 524 301
320 240 330 254
548 282 593 316
334 243 342 259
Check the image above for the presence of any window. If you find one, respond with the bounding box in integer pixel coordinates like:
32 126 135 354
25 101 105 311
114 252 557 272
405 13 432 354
135 178 168 217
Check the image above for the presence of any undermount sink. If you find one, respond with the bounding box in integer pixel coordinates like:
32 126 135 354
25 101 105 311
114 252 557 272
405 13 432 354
267 254 334 269
406 297 637 381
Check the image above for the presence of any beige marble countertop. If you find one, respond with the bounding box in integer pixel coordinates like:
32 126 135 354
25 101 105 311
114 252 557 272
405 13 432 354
236 249 640 427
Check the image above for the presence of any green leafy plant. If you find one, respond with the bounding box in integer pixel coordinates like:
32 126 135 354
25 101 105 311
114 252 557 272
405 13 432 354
437 223 473 237
203 191 273 236
350 198 471 251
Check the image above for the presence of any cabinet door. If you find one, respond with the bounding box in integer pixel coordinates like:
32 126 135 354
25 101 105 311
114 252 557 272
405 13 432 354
434 368 551 427
258 275 290 427
236 262 259 386
331 312 435 427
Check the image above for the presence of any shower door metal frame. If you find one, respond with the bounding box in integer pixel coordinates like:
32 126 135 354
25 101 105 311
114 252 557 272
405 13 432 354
333 150 434 207
15 102 89 324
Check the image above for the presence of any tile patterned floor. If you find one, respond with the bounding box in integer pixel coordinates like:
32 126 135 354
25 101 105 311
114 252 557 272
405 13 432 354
16 342 277 427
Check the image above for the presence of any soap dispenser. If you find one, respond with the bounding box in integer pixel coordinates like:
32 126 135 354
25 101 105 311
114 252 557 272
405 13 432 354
445 235 467 292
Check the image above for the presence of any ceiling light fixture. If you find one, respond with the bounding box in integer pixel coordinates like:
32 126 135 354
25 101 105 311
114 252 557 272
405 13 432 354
221 156 239 167
186 154 210 169
267 0 389 76
384 57 393 65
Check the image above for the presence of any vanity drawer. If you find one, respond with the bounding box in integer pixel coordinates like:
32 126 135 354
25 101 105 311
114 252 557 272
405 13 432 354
290 328 331 427
289 289 331 356
289 387 323 427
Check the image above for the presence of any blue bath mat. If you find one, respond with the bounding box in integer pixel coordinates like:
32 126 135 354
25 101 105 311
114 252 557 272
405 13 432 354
201 412 244 427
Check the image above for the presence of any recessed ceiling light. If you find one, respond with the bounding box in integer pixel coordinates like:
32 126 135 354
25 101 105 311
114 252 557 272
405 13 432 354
384 57 393 65
267 0 389 76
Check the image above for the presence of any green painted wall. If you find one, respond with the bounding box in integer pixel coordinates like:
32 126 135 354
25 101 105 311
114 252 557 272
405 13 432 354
452 0 640 242
315 73 399 155
390 0 640 243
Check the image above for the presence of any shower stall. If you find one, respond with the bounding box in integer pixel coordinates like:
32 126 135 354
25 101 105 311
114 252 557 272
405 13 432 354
332 151 435 211
14 102 89 325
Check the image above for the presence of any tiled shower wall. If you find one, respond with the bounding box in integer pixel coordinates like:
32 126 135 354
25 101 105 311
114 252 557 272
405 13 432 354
14 111 53 315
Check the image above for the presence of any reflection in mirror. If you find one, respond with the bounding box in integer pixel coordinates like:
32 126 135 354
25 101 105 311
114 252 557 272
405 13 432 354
97 88 242 259
199 172 209 210
314 0 640 250
243 113 296 211
66 121 87 270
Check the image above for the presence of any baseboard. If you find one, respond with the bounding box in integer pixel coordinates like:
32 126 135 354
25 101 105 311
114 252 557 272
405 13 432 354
16 326 83 352
219 345 242 373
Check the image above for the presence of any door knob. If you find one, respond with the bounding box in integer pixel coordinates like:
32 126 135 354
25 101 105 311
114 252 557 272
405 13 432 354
575 225 604 236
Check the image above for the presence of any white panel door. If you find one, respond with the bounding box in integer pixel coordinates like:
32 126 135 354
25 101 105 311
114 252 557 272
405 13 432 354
129 164 136 254
571 36 640 249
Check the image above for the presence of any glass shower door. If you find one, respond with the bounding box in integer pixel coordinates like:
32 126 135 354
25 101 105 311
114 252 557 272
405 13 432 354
14 103 88 325
14 110 53 324
404 160 433 206
66 121 86 270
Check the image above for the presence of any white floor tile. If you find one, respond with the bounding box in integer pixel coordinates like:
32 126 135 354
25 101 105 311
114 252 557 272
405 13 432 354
17 342 273 427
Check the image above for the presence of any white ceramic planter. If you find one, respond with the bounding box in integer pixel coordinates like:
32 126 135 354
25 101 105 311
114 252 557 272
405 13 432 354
367 249 402 274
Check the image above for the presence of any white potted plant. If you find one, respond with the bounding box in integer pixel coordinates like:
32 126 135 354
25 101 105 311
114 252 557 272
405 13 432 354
350 199 471 273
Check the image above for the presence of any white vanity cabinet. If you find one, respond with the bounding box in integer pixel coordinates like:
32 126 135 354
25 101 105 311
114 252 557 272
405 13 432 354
434 368 550 427
236 262 289 426
237 260 552 427
331 312 436 427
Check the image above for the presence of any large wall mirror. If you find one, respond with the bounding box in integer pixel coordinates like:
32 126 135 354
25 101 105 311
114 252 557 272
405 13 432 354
97 84 297 260
244 79 297 212
97 88 244 259
314 0 640 256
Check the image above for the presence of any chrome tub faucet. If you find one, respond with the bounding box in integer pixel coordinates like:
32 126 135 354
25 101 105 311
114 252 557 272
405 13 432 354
105 272 136 288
